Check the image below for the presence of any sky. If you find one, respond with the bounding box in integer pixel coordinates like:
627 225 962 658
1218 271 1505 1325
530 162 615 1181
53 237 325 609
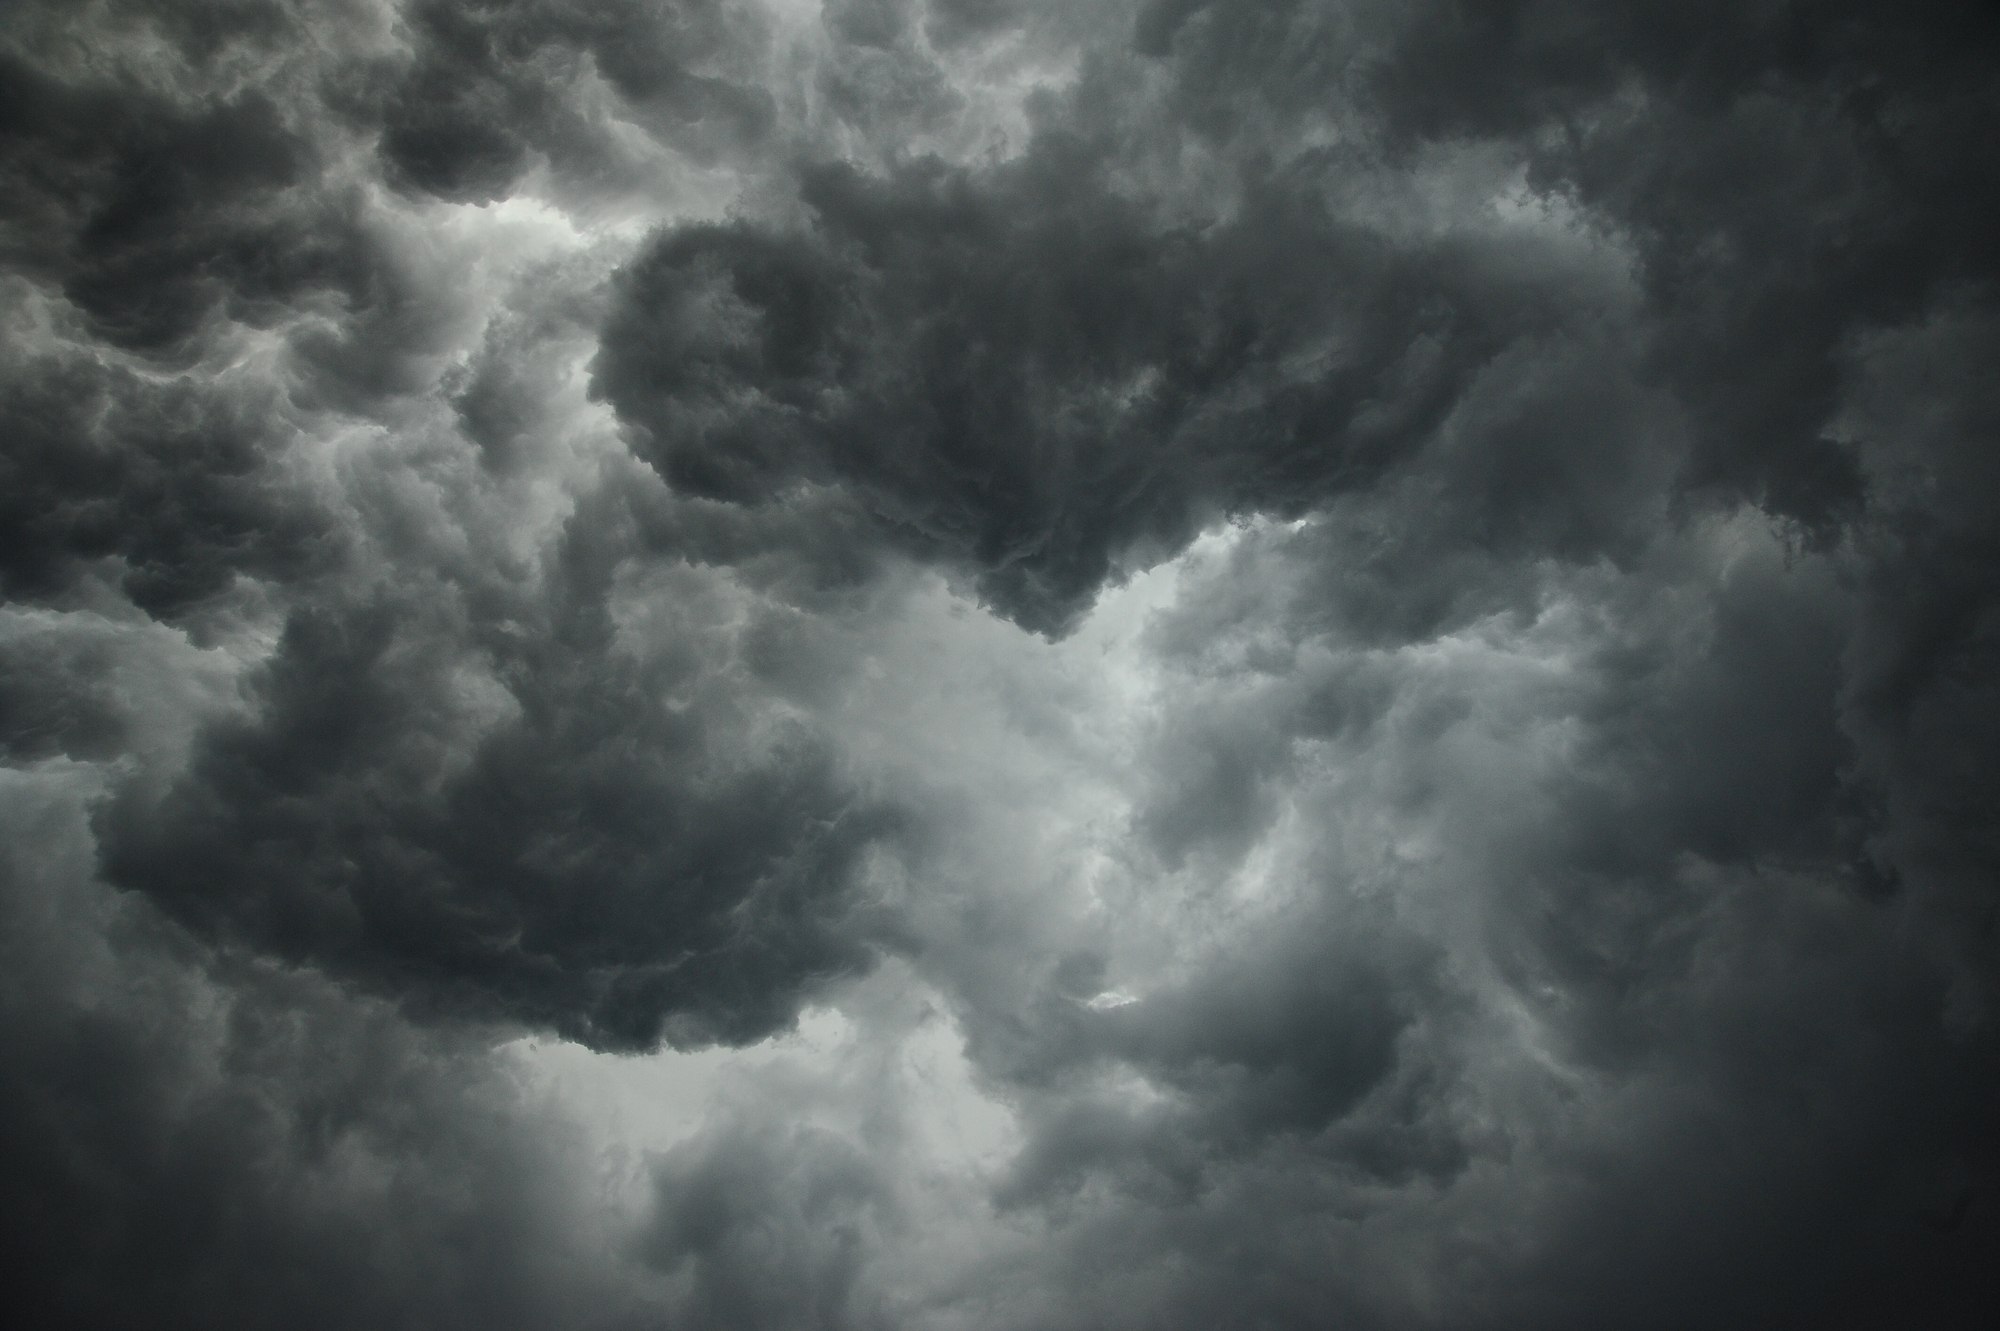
2 2 1997 1327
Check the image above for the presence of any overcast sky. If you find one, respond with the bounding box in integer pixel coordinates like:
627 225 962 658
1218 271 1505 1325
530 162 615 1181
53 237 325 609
3 2 1997 1327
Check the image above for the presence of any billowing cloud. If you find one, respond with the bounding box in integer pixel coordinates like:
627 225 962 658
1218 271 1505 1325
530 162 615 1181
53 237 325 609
2 1 1996 1328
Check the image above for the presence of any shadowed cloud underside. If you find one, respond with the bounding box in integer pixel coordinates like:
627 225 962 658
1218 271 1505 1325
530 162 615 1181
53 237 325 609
2 3 1997 1328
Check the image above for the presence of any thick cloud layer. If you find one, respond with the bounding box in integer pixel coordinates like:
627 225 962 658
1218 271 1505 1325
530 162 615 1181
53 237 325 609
596 145 1591 633
2 1 1997 1327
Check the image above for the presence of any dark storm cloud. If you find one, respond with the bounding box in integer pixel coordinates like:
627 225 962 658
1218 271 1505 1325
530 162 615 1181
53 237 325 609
986 898 1445 1214
848 0 2000 1283
0 342 334 616
1299 0 2000 1036
639 1113 887 1329
1832 309 2000 1031
451 250 610 472
2 0 901 1055
1 788 653 1331
1178 0 2000 534
0 10 387 355
0 0 497 622
595 134 1619 634
923 512 1999 1328
97 493 900 1051
364 0 779 202
5 0 2000 1328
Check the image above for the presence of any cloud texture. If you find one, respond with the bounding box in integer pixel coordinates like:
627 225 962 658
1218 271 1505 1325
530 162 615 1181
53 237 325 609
3 1 1997 1326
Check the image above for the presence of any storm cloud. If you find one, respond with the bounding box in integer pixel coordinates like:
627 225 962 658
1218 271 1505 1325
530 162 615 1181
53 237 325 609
2 1 1996 1327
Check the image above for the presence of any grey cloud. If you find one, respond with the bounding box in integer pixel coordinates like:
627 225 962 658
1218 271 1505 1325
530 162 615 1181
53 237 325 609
0 5 446 375
98 554 899 1051
1376 0 1997 531
0 341 336 617
0 47 327 351
5 0 2000 1327
815 34 961 147
596 134 1609 634
1129 0 2000 539
450 249 612 473
930 520 2000 1327
0 783 659 1331
994 909 1440 1212
4 0 913 1053
640 1117 889 1330
369 0 778 202
1833 309 2000 1011
825 0 914 50
922 0 1028 50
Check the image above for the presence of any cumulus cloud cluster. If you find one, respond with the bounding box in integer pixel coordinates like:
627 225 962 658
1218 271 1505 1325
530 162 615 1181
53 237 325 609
3 2 1997 1327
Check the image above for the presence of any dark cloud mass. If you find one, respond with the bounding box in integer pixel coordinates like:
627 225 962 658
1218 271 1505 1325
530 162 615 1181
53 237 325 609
3 1 1998 1327
595 143 1575 633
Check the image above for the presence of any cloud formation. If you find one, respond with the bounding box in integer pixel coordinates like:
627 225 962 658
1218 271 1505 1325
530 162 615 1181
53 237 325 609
2 1 1996 1327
